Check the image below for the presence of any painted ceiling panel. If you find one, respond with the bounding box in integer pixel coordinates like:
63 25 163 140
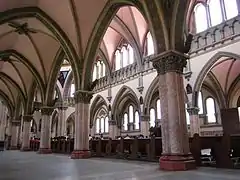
12 34 44 82
38 0 79 55
73 0 108 55
103 28 122 63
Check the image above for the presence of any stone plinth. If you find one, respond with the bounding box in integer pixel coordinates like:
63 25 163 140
71 150 91 159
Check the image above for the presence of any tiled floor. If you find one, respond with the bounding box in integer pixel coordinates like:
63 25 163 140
0 151 240 180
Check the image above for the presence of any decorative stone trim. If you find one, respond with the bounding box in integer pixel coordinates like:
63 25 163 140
187 107 200 115
22 115 33 122
41 107 54 116
74 90 93 104
151 50 188 75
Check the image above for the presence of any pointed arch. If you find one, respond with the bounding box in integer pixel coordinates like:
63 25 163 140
192 51 240 107
0 7 81 102
82 0 159 90
112 85 140 126
0 89 14 117
90 95 108 127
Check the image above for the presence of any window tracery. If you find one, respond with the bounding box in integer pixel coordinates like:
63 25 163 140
149 98 161 127
92 59 106 81
115 44 134 71
122 105 140 131
194 0 238 33
95 115 109 134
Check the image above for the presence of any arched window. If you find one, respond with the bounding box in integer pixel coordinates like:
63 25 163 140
194 3 208 33
150 108 155 127
198 91 204 114
185 104 190 125
208 0 223 26
96 118 100 133
96 61 101 79
102 63 106 77
100 117 104 133
206 97 217 123
156 99 161 119
122 46 128 67
70 84 75 97
147 32 154 55
129 105 134 123
224 0 238 20
128 45 134 64
123 113 128 131
115 50 121 70
105 116 109 133
135 111 140 130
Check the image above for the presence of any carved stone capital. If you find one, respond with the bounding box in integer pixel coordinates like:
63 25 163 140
151 50 188 74
74 90 93 104
41 106 54 116
187 107 199 115
22 115 33 122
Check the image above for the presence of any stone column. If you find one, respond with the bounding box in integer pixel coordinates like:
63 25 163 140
10 121 21 150
141 115 150 137
187 107 200 137
109 120 118 139
21 115 32 151
71 90 93 159
152 50 196 171
39 106 54 154
57 106 68 137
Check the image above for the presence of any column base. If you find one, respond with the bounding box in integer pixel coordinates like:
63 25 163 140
20 147 31 151
38 148 52 154
71 150 91 159
159 154 196 171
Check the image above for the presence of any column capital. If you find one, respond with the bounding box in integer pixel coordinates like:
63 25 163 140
22 115 33 122
187 107 199 115
151 50 188 74
41 106 54 116
74 90 93 104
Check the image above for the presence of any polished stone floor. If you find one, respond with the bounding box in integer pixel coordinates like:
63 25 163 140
0 151 240 180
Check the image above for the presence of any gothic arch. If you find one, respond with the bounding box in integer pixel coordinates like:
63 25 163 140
82 0 160 90
63 70 73 100
192 51 240 107
0 7 81 105
66 112 75 137
112 85 140 126
143 77 159 115
90 95 108 127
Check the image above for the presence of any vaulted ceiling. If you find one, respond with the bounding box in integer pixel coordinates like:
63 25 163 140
0 0 191 116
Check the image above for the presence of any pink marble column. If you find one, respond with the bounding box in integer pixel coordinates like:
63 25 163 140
10 121 21 150
71 90 93 159
38 107 54 154
21 115 32 151
152 50 196 171
187 107 200 137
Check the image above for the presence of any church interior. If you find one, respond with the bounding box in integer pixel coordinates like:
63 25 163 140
1 0 240 179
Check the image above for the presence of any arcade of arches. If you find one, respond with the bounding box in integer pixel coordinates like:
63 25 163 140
1 0 240 171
